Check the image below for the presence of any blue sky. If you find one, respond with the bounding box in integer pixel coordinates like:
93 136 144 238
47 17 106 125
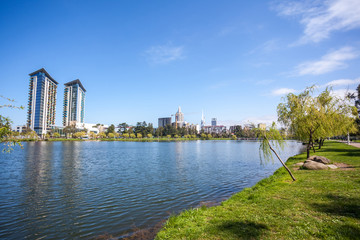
1 0 360 127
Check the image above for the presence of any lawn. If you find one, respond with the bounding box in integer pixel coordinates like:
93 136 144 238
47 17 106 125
155 142 360 239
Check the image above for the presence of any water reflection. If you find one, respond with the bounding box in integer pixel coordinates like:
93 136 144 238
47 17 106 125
0 140 304 239
23 141 54 238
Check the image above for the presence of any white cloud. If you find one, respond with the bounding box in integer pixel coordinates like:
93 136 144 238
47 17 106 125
295 46 359 75
271 88 296 96
273 0 360 44
331 88 356 98
325 77 360 87
145 44 184 64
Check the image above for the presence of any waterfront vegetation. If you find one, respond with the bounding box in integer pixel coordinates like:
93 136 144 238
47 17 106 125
155 141 360 239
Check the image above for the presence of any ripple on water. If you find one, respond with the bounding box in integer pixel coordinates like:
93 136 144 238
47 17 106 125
0 140 304 239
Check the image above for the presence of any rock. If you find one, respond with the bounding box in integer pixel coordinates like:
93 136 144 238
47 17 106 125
302 160 329 170
307 156 317 161
293 162 304 167
327 164 338 169
307 155 331 164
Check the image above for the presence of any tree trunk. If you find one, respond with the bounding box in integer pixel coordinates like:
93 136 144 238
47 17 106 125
312 141 316 153
307 131 313 159
269 144 296 181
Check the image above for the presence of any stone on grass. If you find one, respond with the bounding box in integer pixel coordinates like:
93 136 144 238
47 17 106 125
293 162 304 167
302 160 329 170
307 155 331 164
327 164 338 169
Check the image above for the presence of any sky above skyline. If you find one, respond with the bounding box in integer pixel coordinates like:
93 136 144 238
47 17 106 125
1 0 360 128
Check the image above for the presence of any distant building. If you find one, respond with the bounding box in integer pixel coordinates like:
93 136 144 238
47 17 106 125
201 110 205 129
14 125 27 133
203 125 227 134
258 123 266 130
63 79 86 126
75 122 106 134
244 123 255 131
229 125 242 134
27 68 58 135
211 118 217 126
158 117 172 128
175 106 185 127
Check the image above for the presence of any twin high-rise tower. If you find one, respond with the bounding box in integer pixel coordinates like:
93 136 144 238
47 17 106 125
63 79 86 126
27 68 86 135
27 69 58 135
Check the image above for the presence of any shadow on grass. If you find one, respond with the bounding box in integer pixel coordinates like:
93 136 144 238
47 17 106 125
311 194 360 220
319 146 360 156
214 220 269 239
332 224 360 239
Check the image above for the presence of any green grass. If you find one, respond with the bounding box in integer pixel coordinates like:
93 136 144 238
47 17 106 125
156 142 360 239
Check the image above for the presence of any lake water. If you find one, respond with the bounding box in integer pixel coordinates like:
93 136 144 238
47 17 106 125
0 140 304 239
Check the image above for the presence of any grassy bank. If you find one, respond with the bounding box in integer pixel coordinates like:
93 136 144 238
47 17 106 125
156 142 360 239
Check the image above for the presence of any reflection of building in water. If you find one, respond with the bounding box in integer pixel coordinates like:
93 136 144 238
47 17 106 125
23 142 54 233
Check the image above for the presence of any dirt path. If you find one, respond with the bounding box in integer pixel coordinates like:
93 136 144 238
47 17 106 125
349 142 360 148
337 141 360 148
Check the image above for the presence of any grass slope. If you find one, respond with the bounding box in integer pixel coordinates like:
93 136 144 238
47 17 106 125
156 142 360 239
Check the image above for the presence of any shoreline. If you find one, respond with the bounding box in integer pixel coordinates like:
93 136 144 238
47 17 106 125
154 141 360 239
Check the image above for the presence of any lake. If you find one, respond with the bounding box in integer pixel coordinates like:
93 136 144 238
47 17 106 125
0 140 304 239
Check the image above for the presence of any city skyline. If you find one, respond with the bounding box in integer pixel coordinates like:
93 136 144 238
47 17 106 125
1 1 360 128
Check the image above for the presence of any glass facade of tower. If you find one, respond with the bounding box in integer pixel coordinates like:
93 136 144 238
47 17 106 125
63 79 86 126
27 69 58 135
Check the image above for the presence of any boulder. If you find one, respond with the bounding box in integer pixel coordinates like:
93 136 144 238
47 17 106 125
293 162 304 167
327 164 338 169
307 155 331 164
302 160 329 170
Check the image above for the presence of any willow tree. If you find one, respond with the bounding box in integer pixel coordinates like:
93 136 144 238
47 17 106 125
277 87 357 158
258 122 296 181
0 95 23 152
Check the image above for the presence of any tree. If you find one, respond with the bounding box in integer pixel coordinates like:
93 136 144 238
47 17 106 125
130 133 136 138
278 86 357 158
106 124 115 134
137 133 142 138
257 123 296 181
108 132 115 138
73 131 86 139
0 95 24 152
231 135 237 140
147 133 152 138
89 132 97 139
53 132 60 138
98 132 106 139
117 122 129 133
63 123 76 138
123 133 130 138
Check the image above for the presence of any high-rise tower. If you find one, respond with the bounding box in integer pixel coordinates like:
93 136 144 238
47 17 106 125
211 118 217 126
175 106 184 128
27 68 58 135
63 79 86 126
201 110 205 129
